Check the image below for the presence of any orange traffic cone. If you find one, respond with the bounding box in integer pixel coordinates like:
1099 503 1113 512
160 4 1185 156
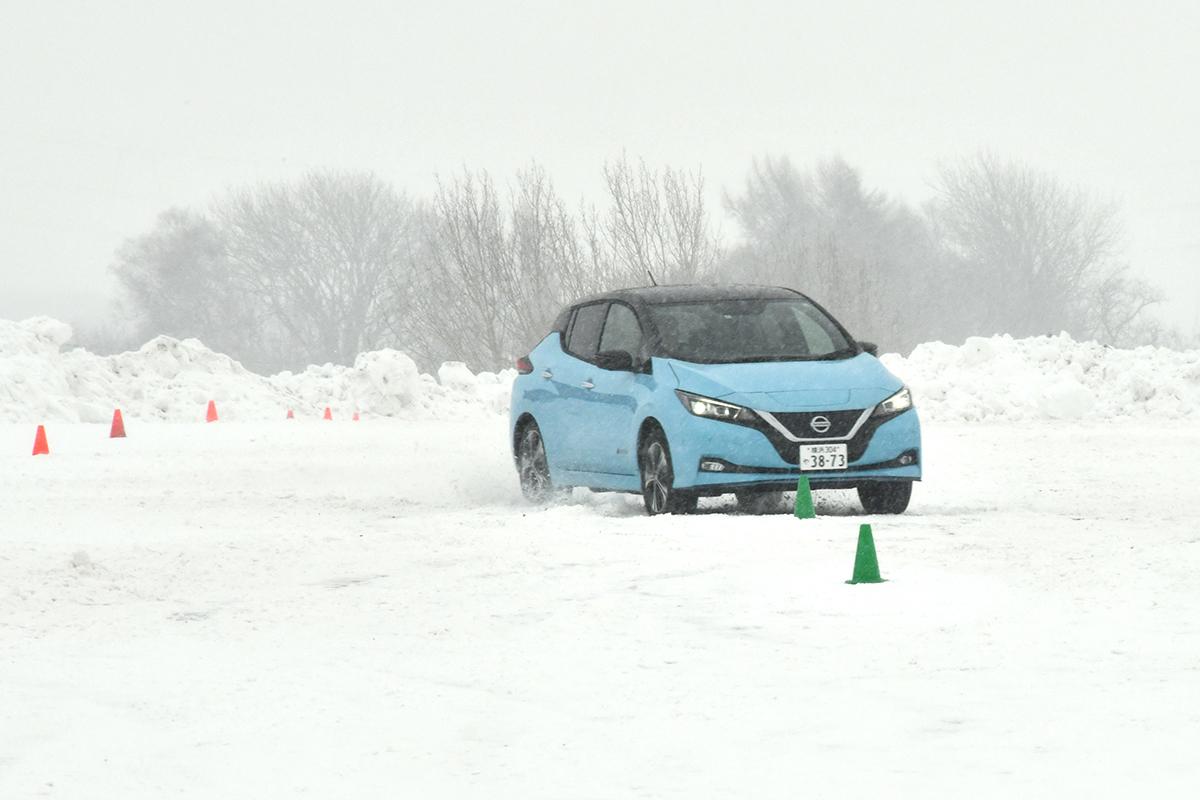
286 409 295 420
32 425 49 456
206 400 218 423
323 407 332 421
110 409 126 438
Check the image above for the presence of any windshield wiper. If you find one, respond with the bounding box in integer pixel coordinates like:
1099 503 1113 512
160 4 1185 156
665 349 858 363
812 347 857 361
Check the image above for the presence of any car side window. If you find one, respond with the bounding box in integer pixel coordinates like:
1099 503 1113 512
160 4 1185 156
565 303 607 360
599 303 643 355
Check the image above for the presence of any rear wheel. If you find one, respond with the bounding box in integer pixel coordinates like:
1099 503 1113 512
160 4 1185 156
858 481 912 514
736 490 784 515
639 430 696 515
517 422 555 503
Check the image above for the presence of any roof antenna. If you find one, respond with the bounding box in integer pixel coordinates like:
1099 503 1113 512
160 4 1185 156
646 269 658 287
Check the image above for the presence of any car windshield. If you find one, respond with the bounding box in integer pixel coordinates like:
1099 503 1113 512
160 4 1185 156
644 297 856 363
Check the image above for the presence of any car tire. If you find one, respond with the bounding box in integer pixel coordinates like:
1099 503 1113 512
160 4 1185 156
858 481 912 514
736 490 784 515
639 430 696 515
517 421 556 503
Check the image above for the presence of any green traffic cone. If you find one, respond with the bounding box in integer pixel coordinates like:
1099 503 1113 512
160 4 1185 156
846 523 885 584
793 474 815 519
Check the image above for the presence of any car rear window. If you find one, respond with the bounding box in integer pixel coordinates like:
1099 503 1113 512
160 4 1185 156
566 303 607 359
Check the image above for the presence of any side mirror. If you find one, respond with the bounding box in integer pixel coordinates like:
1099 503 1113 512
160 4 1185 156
594 349 635 371
857 341 879 357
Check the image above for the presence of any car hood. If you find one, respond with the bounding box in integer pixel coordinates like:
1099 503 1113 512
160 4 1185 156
665 354 903 411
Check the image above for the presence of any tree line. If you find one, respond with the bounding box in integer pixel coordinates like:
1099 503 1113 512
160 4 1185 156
106 153 1166 373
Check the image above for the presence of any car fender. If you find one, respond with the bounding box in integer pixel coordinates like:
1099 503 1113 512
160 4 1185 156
632 363 697 462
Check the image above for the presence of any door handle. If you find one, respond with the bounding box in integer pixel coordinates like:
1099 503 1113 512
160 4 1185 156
541 369 553 379
581 380 595 390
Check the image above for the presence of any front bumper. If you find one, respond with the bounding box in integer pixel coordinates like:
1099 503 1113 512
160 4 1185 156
666 406 922 491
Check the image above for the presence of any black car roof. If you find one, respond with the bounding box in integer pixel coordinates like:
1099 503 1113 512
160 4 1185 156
573 284 801 307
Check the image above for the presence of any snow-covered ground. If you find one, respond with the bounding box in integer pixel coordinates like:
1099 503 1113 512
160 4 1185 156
2 417 1199 798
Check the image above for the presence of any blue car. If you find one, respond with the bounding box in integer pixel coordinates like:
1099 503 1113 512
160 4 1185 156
510 285 920 515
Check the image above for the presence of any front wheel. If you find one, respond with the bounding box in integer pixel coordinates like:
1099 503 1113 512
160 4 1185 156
639 431 696 515
858 481 912 514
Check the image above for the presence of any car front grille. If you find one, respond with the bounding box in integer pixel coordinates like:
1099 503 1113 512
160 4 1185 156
769 409 863 439
735 408 884 464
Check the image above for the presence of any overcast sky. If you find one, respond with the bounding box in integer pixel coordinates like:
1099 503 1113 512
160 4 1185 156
2 0 1197 335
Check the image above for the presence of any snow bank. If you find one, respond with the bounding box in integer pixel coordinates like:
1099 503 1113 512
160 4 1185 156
882 332 1200 422
0 318 515 423
3 318 1199 424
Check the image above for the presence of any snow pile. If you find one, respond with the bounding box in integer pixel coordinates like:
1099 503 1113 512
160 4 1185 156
0 316 74 357
4 318 1200 424
0 318 515 423
882 332 1200 421
271 352 513 419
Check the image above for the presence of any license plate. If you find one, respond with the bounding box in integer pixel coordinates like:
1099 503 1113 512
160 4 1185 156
799 443 848 471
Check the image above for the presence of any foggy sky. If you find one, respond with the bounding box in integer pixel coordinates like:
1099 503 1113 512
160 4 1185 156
2 0 1197 335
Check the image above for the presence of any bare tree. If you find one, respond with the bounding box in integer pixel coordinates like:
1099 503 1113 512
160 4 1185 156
507 164 595 347
407 169 512 367
407 165 610 369
218 171 419 370
725 156 820 287
110 207 254 356
930 153 1125 340
600 155 721 285
112 154 1171 375
725 156 938 352
1088 265 1162 346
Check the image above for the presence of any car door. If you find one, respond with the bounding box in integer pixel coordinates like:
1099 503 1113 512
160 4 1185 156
578 302 647 476
549 301 608 472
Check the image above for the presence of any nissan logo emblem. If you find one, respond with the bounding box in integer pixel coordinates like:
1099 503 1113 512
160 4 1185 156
810 415 832 434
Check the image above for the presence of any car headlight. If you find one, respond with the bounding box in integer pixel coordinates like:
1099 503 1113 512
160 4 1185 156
873 386 913 417
675 390 755 423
